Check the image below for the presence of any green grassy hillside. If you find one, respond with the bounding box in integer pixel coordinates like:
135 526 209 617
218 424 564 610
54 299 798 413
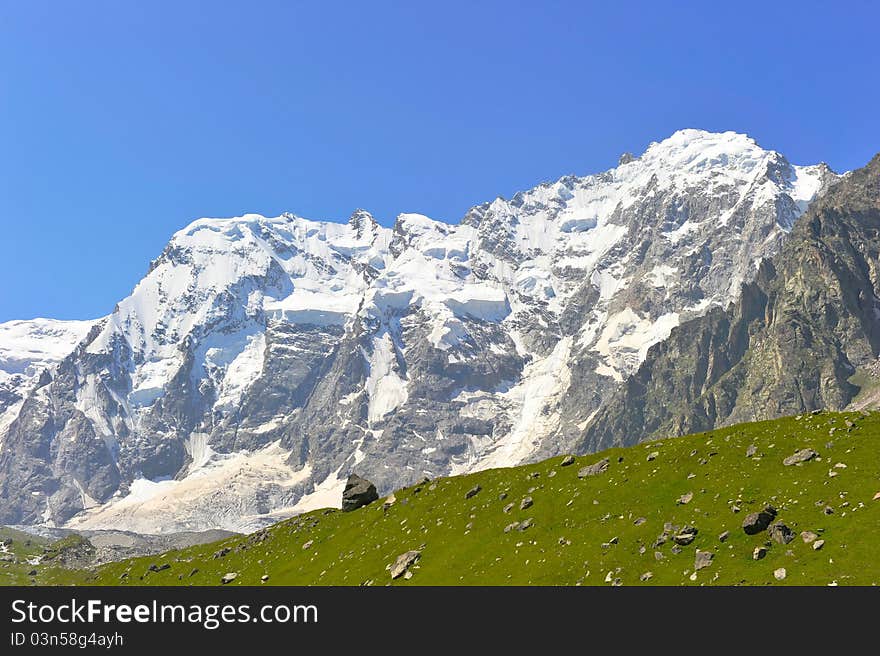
5 411 880 586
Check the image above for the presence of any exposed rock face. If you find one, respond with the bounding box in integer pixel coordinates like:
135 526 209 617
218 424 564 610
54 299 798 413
581 154 880 453
0 130 839 532
341 475 379 512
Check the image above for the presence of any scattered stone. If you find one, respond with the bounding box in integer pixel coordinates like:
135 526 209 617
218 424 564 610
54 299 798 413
261 575 269 582
148 563 170 572
560 455 576 467
520 496 533 510
390 550 421 579
694 550 714 571
872 492 880 501
677 491 694 505
213 547 231 559
189 568 199 577
119 572 128 580
823 506 835 515
801 531 818 544
578 458 610 478
382 494 397 511
518 518 535 531
742 505 777 535
768 522 795 545
673 526 698 545
813 540 825 551
753 546 767 560
774 568 787 581
528 472 540 479
609 536 619 545
633 517 646 526
783 448 818 466
503 502 515 513
654 551 665 561
465 485 482 499
27 569 37 577
504 522 520 533
640 572 653 581
499 492 508 501
731 505 741 513
221 572 238 584
671 546 682 555
342 474 379 511
746 444 757 458
302 540 314 550
548 470 557 478
647 451 659 461
719 531 730 543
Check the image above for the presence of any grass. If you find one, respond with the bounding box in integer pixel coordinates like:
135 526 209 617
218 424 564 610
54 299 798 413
3 410 880 586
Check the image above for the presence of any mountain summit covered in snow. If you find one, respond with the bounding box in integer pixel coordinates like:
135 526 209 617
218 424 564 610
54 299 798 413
0 129 839 532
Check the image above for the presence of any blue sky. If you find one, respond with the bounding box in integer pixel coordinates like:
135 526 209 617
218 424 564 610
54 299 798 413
2 1 879 322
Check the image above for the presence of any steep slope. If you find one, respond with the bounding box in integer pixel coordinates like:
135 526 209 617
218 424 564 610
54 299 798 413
7 411 879 586
0 319 96 440
0 130 837 531
581 153 880 452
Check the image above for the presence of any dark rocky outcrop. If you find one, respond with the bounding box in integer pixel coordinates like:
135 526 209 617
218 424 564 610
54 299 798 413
341 475 379 512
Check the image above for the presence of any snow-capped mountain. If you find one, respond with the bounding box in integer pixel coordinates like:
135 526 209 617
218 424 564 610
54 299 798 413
0 129 839 532
0 319 96 439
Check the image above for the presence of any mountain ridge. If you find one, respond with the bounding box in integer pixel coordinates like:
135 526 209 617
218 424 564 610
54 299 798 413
0 129 840 532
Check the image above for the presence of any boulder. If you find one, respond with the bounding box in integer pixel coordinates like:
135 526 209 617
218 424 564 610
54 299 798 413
465 485 482 499
694 550 714 571
221 572 238 584
768 522 794 545
753 546 767 560
520 496 533 510
800 531 818 544
742 505 777 535
342 474 379 512
560 455 576 467
783 448 818 466
577 458 609 478
673 526 698 545
774 568 787 581
390 550 421 579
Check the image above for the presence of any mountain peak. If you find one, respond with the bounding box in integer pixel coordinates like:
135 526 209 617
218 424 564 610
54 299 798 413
348 209 378 238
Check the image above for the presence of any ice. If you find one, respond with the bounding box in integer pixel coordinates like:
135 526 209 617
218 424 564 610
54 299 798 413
0 318 95 377
363 333 408 423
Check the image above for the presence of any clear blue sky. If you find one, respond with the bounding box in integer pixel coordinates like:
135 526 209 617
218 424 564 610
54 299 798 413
2 1 879 322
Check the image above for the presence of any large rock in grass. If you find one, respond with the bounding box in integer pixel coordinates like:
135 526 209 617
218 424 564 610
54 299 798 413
390 550 421 579
578 458 609 478
783 448 818 466
742 505 777 535
341 474 379 512
768 522 795 544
